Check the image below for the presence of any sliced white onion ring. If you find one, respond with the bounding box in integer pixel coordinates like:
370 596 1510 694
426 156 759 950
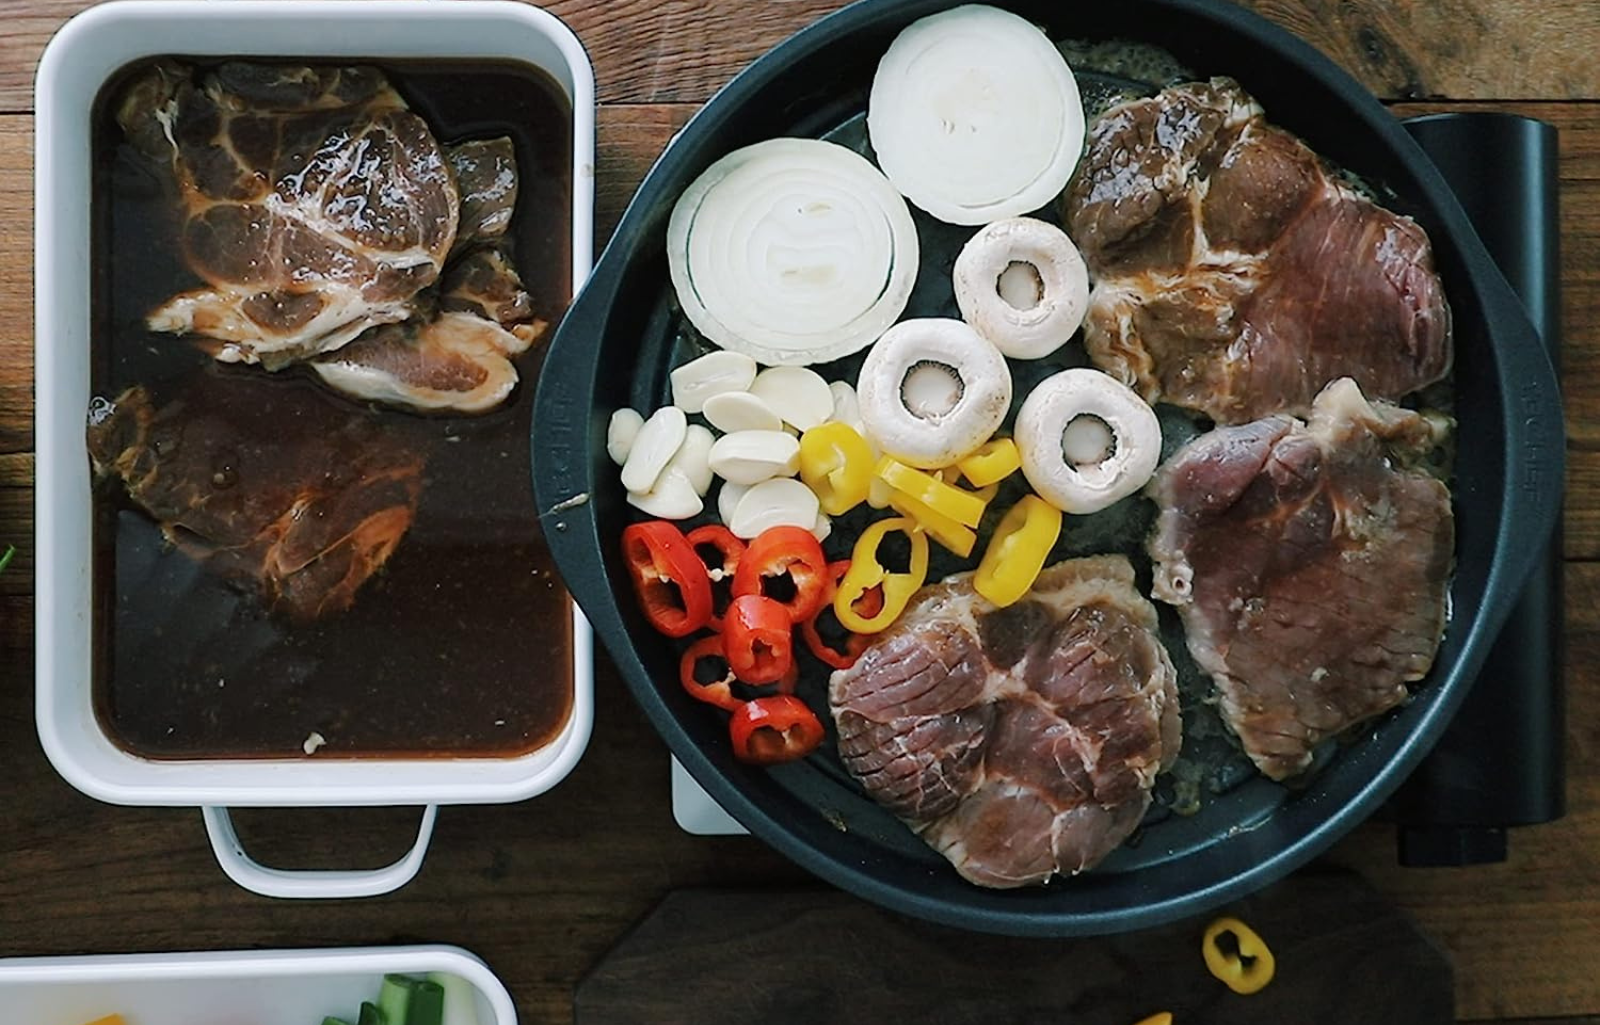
667 137 919 366
953 216 1090 359
868 4 1085 225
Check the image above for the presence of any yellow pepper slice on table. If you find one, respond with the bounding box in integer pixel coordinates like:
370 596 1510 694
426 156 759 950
799 422 875 516
974 495 1062 607
834 516 930 633
957 437 1021 488
876 456 990 528
1201 916 1276 995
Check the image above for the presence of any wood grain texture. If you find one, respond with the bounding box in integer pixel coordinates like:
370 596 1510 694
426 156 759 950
0 114 31 455
4 0 1600 110
1327 562 1600 1022
576 879 1454 1024
0 2 1597 1022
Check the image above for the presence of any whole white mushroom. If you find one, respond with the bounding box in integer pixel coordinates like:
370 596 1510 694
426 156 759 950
1015 368 1162 514
953 217 1090 360
856 318 1012 469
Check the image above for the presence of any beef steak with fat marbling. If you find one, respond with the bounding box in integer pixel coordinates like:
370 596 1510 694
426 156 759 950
1146 377 1454 780
829 556 1180 888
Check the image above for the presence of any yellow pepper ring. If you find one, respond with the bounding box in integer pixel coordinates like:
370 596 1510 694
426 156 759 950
885 491 977 558
1202 916 1276 995
973 495 1062 608
834 516 931 634
876 456 989 528
799 422 875 516
957 437 1021 488
1131 1014 1173 1025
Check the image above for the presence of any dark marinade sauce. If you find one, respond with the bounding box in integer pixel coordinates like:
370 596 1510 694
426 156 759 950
90 59 575 759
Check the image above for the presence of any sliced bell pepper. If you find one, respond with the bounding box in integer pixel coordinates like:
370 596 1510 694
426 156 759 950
678 634 742 712
730 525 829 623
722 594 795 685
728 694 826 765
876 456 989 528
799 421 875 516
974 495 1062 608
684 524 745 629
885 490 977 558
620 520 714 637
801 560 874 670
957 437 1021 487
1202 916 1276 995
835 516 929 634
936 465 997 505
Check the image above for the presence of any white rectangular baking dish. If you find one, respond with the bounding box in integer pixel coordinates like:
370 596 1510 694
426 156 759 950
0 945 517 1025
34 0 596 898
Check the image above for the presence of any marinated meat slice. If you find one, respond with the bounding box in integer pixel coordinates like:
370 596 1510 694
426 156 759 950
830 556 1179 888
311 310 532 414
1146 377 1454 780
447 138 519 252
87 381 424 621
118 61 460 368
440 247 550 347
1062 78 1452 423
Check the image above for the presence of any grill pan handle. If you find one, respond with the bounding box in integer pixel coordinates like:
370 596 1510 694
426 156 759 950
1471 238 1565 634
532 249 630 644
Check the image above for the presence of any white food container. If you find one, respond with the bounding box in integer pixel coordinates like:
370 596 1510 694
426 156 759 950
0 944 517 1025
34 1 596 899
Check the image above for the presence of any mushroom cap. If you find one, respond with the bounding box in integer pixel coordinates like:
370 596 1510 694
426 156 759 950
953 216 1089 360
857 318 1013 469
1015 368 1162 514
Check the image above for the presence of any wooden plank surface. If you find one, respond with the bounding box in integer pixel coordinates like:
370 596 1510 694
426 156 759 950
576 879 1455 1024
2 2 1599 1024
4 0 1600 109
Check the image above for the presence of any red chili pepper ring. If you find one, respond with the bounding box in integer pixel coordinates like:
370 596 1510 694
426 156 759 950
620 521 713 638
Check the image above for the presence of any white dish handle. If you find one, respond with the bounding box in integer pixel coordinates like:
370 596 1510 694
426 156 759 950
202 804 438 899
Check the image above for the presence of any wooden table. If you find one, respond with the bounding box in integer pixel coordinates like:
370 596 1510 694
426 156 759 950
1 1 1596 1021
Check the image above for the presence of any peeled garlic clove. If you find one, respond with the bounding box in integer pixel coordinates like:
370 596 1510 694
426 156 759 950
730 477 821 539
620 406 688 494
626 465 703 520
708 429 800 486
703 391 783 434
669 350 758 413
749 366 835 431
670 424 716 496
717 480 749 525
811 510 832 543
607 408 645 466
828 380 865 432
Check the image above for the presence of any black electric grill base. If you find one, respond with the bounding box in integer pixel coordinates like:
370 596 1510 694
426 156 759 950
1391 113 1566 865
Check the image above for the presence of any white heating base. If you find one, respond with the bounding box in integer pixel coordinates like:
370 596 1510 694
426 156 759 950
670 757 748 836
